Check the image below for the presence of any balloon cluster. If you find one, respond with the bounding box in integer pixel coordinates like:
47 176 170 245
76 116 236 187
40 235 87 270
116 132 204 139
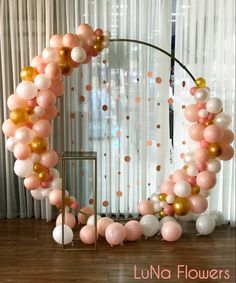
2 24 110 207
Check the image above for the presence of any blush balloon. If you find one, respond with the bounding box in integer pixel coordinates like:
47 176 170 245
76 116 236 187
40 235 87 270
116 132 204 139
105 222 126 247
204 125 223 143
49 189 62 205
77 24 94 41
42 105 58 120
49 34 63 48
189 123 205 141
188 194 208 214
97 217 114 237
194 148 210 163
49 79 65 97
56 212 76 229
220 129 234 144
125 220 143 241
80 225 96 245
172 169 188 183
2 119 17 137
36 90 56 108
7 94 28 110
161 221 182 242
219 145 234 161
138 200 155 215
40 149 58 168
196 171 216 190
45 62 61 79
13 143 31 160
24 174 41 190
184 104 199 122
77 207 94 224
161 180 175 195
63 33 79 48
33 120 52 137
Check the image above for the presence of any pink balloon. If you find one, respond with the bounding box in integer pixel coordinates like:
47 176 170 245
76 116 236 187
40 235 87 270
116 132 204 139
82 55 92 64
77 24 94 41
49 189 62 205
197 103 206 110
13 143 31 160
2 119 17 137
33 120 52 137
219 145 234 161
184 104 199 122
97 217 114 237
105 223 126 247
164 204 175 216
41 181 50 188
161 221 182 242
77 207 94 225
200 139 209 148
40 149 58 168
197 162 207 172
80 225 96 245
188 194 208 214
198 117 207 125
187 176 196 185
138 200 155 215
63 33 79 48
208 113 215 120
190 87 197 95
189 123 205 141
194 148 209 163
196 171 216 190
7 94 28 110
49 34 63 48
125 220 143 241
49 79 65 97
220 129 234 144
45 62 61 79
36 90 56 108
42 105 58 120
27 98 38 108
56 212 76 228
24 174 41 190
31 55 45 68
172 169 188 183
15 126 35 143
204 125 223 143
161 180 175 194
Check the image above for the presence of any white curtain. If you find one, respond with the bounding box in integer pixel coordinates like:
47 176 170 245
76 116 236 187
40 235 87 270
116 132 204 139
0 0 172 218
174 0 235 226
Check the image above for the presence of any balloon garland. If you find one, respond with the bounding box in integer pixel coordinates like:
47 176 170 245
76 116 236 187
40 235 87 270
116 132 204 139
2 24 234 246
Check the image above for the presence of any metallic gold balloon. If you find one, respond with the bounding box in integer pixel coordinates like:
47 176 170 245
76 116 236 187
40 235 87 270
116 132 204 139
10 108 29 124
93 44 103 53
183 165 188 171
20 66 38 81
33 162 45 173
96 35 104 42
204 120 213 127
56 197 71 210
38 170 49 181
58 47 71 60
159 210 166 218
30 137 47 153
25 106 34 115
195 77 206 88
158 193 167 202
59 60 72 76
173 197 190 216
208 143 222 158
191 185 200 195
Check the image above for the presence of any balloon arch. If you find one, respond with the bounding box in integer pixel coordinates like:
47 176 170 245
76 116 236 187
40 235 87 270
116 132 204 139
2 24 234 246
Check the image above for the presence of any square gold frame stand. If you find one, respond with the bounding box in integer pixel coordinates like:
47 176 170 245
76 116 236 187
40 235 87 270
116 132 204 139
61 151 97 251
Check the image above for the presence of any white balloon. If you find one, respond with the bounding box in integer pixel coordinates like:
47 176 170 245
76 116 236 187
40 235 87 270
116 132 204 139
209 210 225 226
177 212 194 222
159 216 177 232
42 188 52 198
187 164 199 177
183 152 195 165
199 189 211 198
174 181 191 197
14 158 34 177
52 224 73 245
34 74 51 90
194 88 210 103
206 97 223 114
34 106 45 117
149 192 160 203
103 31 111 39
31 153 40 163
15 127 35 143
50 177 62 190
188 140 201 152
153 201 162 213
87 214 102 226
166 194 175 204
42 47 59 62
140 215 160 238
16 81 38 100
102 40 109 48
50 168 60 178
160 201 167 208
214 113 232 128
196 214 215 235
198 109 209 118
6 137 17 152
31 188 46 200
71 47 87 63
206 159 221 173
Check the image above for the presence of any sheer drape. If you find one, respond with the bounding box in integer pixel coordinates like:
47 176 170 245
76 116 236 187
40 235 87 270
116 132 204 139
174 0 235 226
0 0 172 218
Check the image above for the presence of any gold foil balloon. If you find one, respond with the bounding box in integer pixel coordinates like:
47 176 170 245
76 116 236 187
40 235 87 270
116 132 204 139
183 165 188 171
58 47 71 60
20 66 38 81
38 170 49 181
159 210 166 218
31 137 47 153
195 77 206 88
158 193 167 202
10 108 29 124
208 143 222 158
59 60 72 76
96 35 104 42
93 44 103 53
191 185 200 195
204 120 213 127
25 106 34 115
173 197 190 216
33 162 45 173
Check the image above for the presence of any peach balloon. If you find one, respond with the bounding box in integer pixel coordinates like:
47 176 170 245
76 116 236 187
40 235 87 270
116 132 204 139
24 174 41 190
13 143 31 160
204 125 223 143
2 119 17 137
105 222 126 247
161 221 182 242
49 34 63 48
194 148 209 163
40 149 58 168
125 220 143 241
189 123 205 141
80 225 96 245
220 129 234 144
36 90 56 108
31 55 45 68
42 105 58 120
197 162 207 172
49 189 62 205
33 120 52 137
77 24 94 41
49 79 65 97
97 217 114 237
219 145 234 161
196 171 216 190
77 207 94 224
161 180 175 195
63 33 79 48
200 139 209 148
56 212 76 228
188 194 208 214
138 200 155 215
172 169 188 183
7 94 28 110
184 104 199 122
45 62 61 79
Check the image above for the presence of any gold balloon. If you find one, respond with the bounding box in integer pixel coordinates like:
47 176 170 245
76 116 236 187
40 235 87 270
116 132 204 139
33 162 45 173
96 35 104 43
191 185 200 195
25 106 34 115
58 47 71 60
93 44 103 53
20 66 38 81
10 108 29 124
183 165 188 171
205 120 213 127
59 60 72 76
38 170 49 181
195 77 206 88
31 137 47 153
173 197 190 216
159 210 166 218
208 143 222 158
158 193 167 202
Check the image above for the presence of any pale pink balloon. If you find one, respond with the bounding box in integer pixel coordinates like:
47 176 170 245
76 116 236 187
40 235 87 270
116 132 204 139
97 217 114 237
200 139 209 148
42 105 58 120
7 94 28 110
56 212 76 228
13 143 31 160
197 103 206 110
63 33 79 48
77 207 94 224
2 119 17 137
37 64 46 74
40 149 58 168
196 171 216 190
194 148 209 163
125 220 143 241
197 162 207 172
161 180 175 194
138 200 155 215
164 204 175 216
189 123 205 141
172 169 188 183
219 145 234 161
24 174 41 190
42 47 59 62
49 189 62 205
15 126 35 143
27 98 38 107
198 117 207 125
49 34 63 48
49 79 65 97
161 221 182 242
220 129 234 144
36 90 56 108
45 62 61 79
184 104 199 122
203 125 223 143
105 222 126 247
33 120 52 137
188 194 208 214
77 24 94 41
31 55 45 68
80 225 96 245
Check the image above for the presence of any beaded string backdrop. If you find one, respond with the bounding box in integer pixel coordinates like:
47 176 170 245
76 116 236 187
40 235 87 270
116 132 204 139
2 24 234 246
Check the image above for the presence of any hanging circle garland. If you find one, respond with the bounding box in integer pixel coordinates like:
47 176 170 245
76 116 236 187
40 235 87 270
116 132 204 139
2 24 234 245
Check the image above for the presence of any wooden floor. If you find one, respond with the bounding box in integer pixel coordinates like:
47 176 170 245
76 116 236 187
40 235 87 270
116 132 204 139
0 219 235 283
